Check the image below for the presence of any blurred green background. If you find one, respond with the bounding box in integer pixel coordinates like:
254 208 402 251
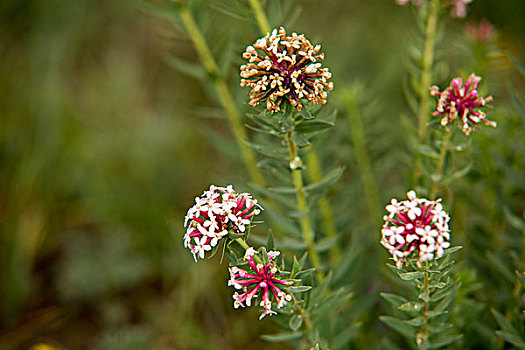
0 0 524 349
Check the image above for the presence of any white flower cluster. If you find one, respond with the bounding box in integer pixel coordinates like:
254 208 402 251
183 185 261 261
381 190 451 267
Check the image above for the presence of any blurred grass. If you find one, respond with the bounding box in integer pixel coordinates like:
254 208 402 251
0 0 524 349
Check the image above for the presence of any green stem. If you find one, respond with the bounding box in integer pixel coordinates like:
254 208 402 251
233 238 264 264
247 0 340 267
247 0 270 34
306 152 342 264
345 92 382 226
418 262 430 348
429 130 453 200
285 131 323 282
413 0 440 184
177 5 265 187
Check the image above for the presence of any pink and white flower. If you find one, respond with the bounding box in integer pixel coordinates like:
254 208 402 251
183 185 261 261
228 248 292 319
381 191 451 267
431 73 495 136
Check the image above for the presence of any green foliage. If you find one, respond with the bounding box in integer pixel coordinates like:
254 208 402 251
381 248 462 349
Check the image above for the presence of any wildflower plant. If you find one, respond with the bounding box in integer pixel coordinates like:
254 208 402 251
165 0 516 349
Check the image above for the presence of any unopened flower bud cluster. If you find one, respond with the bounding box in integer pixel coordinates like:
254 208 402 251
240 27 333 113
183 185 261 261
381 191 451 267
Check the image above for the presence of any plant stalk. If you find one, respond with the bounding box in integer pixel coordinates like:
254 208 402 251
306 152 342 264
285 131 323 282
247 0 270 34
413 0 440 184
418 262 430 348
247 0 340 268
429 129 453 200
177 5 265 187
345 92 382 225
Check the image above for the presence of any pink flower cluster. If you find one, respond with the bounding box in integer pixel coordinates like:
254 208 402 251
228 247 292 319
396 0 473 18
431 73 495 136
381 191 451 267
184 185 261 261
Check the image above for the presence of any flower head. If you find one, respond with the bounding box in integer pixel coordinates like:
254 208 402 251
396 0 473 18
466 19 496 44
431 73 495 136
381 190 451 267
183 185 261 261
240 27 333 113
450 0 472 18
228 248 292 319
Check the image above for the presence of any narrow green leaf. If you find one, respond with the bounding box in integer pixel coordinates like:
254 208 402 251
267 186 296 194
398 271 424 281
441 164 473 185
314 236 339 253
379 316 417 339
404 316 426 327
290 255 300 279
294 268 316 278
304 167 344 193
288 286 312 293
228 233 244 239
243 140 288 159
426 334 463 349
262 231 273 253
399 302 422 313
381 293 409 308
417 144 439 159
516 270 525 287
225 246 238 265
311 272 333 302
491 308 519 335
261 331 303 342
300 107 315 120
330 323 362 350
495 331 525 347
291 132 310 147
294 120 335 133
432 282 459 312
426 310 447 318
509 53 525 76
164 55 206 80
486 252 516 283
288 314 303 331
427 322 453 334
504 207 525 232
